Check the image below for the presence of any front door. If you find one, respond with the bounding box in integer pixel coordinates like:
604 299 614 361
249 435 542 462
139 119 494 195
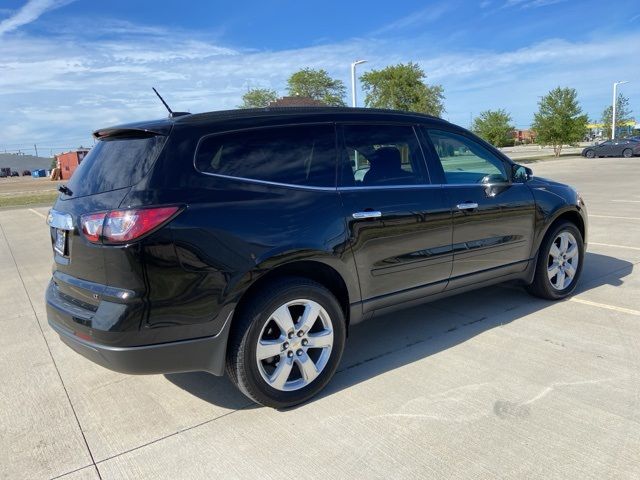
338 124 453 312
422 128 536 287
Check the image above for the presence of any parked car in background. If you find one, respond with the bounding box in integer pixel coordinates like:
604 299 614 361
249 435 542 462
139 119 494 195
582 139 640 158
11 171 19 177
46 107 588 408
22 170 31 176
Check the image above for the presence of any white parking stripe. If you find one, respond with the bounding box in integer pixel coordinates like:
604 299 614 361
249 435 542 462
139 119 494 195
570 298 640 317
589 214 640 221
28 208 46 219
611 200 640 203
589 242 640 251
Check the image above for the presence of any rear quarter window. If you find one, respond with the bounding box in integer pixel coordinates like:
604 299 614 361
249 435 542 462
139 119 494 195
195 124 337 187
66 133 167 197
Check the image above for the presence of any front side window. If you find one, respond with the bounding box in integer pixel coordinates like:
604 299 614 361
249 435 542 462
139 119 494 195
195 124 336 187
426 129 508 184
340 124 428 187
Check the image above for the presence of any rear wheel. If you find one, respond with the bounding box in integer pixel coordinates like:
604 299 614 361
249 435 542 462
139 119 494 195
527 221 584 300
226 277 346 408
585 150 595 158
623 148 632 158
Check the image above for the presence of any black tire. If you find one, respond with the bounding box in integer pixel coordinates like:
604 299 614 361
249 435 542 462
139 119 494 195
526 221 584 300
585 150 595 158
622 148 632 158
226 277 346 408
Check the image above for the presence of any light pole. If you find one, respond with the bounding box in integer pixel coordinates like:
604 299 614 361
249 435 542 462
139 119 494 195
351 60 367 107
612 80 628 139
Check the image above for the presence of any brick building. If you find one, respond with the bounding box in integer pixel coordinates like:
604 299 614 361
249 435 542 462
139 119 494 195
55 148 89 180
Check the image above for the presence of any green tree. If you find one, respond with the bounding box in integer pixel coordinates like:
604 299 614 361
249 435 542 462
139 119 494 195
600 93 633 139
360 62 444 116
472 109 514 147
286 68 346 106
238 88 278 108
531 87 588 157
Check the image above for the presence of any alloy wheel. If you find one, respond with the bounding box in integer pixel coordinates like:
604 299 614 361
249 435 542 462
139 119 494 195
256 299 333 392
547 231 579 290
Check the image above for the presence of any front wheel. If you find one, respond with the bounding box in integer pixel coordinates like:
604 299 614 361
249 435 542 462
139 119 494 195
226 277 346 408
527 221 584 300
622 148 632 158
585 150 595 158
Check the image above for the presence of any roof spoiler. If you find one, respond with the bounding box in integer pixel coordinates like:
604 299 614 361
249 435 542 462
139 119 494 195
93 126 170 139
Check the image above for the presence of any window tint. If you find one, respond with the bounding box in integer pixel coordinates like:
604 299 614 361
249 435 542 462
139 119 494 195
195 124 336 187
426 129 508 184
66 133 166 197
340 124 427 187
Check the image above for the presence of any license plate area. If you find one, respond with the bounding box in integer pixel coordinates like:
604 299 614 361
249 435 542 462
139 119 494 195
54 229 67 256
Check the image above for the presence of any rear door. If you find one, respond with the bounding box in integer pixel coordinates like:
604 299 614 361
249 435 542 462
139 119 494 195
338 123 453 312
421 128 536 287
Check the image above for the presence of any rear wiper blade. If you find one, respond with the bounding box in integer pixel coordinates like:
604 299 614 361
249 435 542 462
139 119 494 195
58 185 73 196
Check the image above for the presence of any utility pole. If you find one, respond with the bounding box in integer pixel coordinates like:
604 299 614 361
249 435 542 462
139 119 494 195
350 60 367 108
612 80 629 139
34 144 38 157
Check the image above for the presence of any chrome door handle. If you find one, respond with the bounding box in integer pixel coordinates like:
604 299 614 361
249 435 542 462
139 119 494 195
352 211 382 219
456 202 479 211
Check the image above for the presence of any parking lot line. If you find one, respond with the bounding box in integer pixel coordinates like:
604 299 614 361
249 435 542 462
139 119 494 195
589 242 640 251
570 297 640 317
589 214 640 221
611 200 640 203
28 208 46 219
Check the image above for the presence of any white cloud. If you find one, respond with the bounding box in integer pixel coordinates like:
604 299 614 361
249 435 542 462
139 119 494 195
0 20 638 150
0 0 76 35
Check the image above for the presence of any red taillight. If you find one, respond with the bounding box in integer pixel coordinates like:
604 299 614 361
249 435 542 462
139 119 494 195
81 212 106 243
81 206 180 244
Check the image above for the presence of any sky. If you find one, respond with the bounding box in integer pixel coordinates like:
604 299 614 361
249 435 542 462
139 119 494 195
1 0 639 155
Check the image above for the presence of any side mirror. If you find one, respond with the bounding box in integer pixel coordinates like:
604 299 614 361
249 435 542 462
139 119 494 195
513 164 533 182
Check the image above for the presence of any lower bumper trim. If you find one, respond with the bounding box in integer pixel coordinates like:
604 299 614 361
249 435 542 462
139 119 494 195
48 312 233 376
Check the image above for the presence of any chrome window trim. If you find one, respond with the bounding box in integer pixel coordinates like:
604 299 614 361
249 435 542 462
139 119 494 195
197 171 338 191
196 171 516 192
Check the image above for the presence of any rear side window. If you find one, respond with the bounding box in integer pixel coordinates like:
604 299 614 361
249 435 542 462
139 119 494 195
66 134 167 197
195 124 337 187
339 124 428 187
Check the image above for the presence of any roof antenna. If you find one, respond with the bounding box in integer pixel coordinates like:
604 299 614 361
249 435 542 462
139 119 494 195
152 88 190 118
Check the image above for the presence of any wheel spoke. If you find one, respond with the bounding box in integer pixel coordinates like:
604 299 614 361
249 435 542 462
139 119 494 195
296 302 321 333
271 305 294 334
549 244 561 259
564 263 576 279
559 233 569 253
555 270 566 289
547 263 559 279
306 330 333 349
269 356 294 389
296 353 319 383
565 245 578 259
256 338 284 360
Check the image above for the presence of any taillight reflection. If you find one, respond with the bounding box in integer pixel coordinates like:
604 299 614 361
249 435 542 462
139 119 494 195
80 206 180 244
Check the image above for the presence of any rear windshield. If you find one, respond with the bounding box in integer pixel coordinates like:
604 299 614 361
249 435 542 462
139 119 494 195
65 133 167 197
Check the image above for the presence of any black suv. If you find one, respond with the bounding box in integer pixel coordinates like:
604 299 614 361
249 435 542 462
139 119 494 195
46 107 587 408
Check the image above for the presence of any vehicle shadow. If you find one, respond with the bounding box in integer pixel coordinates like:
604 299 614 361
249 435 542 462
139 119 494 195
165 252 633 409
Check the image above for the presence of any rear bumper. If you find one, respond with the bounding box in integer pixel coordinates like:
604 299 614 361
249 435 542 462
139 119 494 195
48 318 231 375
46 283 233 376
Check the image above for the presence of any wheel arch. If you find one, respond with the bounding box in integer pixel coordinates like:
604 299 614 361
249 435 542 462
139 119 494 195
539 208 586 251
230 258 357 336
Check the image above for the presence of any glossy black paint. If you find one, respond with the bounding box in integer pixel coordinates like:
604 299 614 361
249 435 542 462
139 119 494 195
45 107 587 376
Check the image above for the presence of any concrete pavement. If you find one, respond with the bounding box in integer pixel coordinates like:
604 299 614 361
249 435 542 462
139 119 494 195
1 156 639 479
